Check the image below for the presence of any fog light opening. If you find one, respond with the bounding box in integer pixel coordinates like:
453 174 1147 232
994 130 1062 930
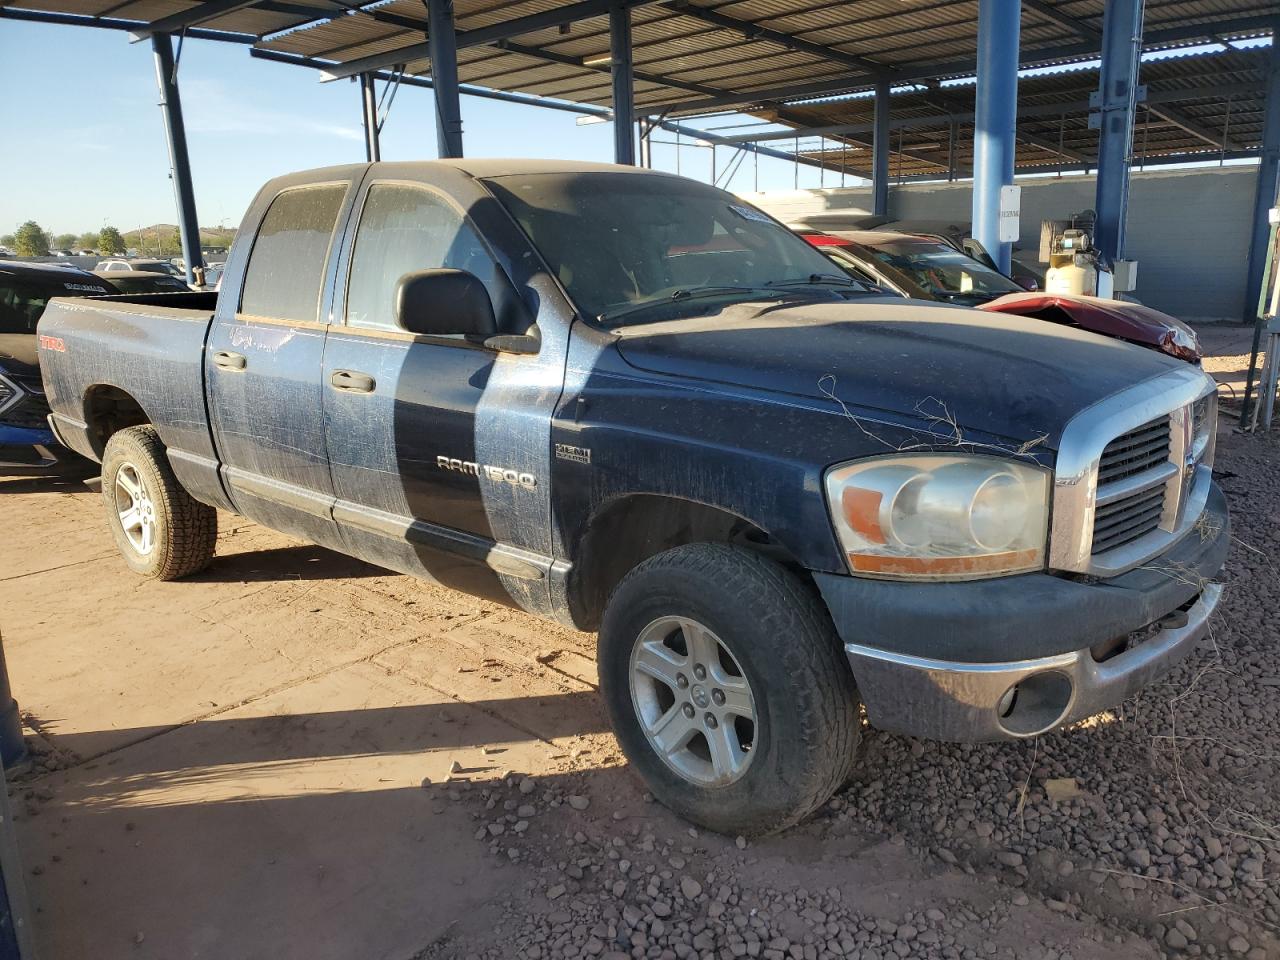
996 671 1074 737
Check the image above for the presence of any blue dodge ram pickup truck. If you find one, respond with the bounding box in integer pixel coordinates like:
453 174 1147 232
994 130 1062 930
37 160 1228 835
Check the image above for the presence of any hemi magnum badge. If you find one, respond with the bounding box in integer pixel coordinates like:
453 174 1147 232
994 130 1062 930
555 443 591 464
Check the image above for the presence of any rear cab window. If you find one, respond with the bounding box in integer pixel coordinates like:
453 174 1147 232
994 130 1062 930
239 184 348 322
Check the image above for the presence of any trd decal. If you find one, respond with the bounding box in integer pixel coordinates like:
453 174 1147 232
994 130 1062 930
38 335 66 352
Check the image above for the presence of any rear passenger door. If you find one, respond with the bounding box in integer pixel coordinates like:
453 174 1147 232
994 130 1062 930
205 178 355 550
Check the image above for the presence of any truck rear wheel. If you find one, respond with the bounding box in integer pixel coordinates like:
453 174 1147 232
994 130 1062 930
101 425 217 580
598 543 861 836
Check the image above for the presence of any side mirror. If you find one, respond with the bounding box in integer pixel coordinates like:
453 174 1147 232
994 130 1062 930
1013 275 1039 292
394 268 497 337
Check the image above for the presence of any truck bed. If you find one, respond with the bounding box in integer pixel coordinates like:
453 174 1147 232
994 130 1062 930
37 293 222 499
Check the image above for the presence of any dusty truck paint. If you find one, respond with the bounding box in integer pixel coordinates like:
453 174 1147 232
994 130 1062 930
36 159 1228 833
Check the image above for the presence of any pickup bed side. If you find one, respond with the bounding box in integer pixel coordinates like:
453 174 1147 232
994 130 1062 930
39 291 235 512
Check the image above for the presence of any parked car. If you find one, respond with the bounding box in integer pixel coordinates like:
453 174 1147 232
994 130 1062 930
95 270 191 295
798 230 1200 362
794 214 1044 287
38 161 1226 835
95 258 185 279
0 260 114 471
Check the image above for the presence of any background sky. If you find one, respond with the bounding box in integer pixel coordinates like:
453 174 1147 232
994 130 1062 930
0 20 851 238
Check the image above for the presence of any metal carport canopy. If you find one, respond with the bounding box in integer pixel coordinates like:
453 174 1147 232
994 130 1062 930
1 0 1276 312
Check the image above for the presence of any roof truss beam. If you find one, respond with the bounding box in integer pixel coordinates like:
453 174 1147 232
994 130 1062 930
1146 103 1244 151
638 14 1276 115
132 0 266 38
317 0 664 80
659 0 892 77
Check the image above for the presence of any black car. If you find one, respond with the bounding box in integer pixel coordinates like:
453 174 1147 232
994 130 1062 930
0 260 114 470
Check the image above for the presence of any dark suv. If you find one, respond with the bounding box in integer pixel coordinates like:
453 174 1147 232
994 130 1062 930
0 261 114 470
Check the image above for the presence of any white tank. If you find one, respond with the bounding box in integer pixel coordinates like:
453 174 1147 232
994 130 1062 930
1045 254 1098 296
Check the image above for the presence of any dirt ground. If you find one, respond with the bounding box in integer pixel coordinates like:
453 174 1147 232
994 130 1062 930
2 325 1278 960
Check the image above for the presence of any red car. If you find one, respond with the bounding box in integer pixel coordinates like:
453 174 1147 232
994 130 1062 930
799 229 1200 363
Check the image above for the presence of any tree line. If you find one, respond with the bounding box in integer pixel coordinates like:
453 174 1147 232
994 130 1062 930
2 220 233 258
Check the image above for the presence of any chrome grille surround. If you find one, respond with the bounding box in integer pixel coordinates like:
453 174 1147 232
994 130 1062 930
1050 366 1218 577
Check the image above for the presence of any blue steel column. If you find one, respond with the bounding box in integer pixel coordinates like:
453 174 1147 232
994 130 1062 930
872 77 891 216
1092 0 1145 264
1244 23 1280 321
427 0 463 158
971 0 1020 274
360 73 381 162
150 33 203 285
610 3 636 165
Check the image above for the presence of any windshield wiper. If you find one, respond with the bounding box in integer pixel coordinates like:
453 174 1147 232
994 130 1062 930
599 285 780 323
768 273 859 288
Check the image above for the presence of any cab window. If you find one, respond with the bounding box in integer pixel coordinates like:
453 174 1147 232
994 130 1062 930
240 184 347 322
344 183 512 333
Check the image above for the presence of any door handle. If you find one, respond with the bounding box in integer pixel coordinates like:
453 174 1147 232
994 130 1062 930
212 351 246 371
330 370 376 393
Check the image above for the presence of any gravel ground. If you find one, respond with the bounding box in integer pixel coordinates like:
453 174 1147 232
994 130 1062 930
425 413 1280 960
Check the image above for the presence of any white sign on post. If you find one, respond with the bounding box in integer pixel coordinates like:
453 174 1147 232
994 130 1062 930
998 185 1021 244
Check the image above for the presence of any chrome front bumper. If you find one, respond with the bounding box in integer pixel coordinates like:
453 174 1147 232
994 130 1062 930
845 582 1222 741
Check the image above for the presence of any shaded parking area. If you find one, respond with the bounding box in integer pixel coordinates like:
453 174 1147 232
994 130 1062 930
2 326 1279 959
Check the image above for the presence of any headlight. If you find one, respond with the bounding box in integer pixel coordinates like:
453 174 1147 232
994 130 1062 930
825 454 1050 581
1190 392 1216 467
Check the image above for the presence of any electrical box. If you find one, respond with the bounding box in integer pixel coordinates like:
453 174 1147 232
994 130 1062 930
1112 259 1139 293
998 185 1021 244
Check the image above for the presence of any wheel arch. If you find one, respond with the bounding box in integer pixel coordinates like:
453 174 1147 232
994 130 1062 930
81 383 153 458
567 493 809 631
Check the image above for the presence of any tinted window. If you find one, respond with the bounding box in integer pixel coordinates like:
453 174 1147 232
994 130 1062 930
345 183 508 332
240 184 346 322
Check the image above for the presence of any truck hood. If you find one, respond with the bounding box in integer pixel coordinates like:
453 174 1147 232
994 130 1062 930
613 298 1182 448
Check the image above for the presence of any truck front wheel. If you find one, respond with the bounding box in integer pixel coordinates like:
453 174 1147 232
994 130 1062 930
101 425 217 580
599 543 861 836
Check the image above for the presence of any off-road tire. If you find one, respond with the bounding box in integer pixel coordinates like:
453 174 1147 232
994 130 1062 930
101 425 217 580
599 543 861 836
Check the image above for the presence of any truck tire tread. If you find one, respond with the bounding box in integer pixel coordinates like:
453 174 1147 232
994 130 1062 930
101 425 217 580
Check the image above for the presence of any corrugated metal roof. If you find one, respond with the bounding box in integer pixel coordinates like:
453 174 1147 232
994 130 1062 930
2 0 1271 172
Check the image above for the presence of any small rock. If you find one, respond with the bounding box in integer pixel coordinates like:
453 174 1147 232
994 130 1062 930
681 877 702 899
735 836 747 850
567 795 590 811
1227 937 1250 955
546 884 566 901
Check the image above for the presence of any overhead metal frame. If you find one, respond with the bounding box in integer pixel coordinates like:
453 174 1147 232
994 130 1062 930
4 0 1276 308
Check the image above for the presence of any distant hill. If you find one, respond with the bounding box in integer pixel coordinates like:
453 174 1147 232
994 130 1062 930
123 223 237 255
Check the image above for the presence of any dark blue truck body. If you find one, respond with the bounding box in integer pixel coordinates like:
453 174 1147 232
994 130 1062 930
36 159 1228 753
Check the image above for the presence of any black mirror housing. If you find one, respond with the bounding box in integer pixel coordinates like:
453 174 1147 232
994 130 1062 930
394 268 498 337
1013 275 1039 292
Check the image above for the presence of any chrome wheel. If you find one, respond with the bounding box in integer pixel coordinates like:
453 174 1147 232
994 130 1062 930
629 616 757 786
113 462 156 556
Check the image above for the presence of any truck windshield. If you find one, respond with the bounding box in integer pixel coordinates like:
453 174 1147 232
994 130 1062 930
484 172 850 324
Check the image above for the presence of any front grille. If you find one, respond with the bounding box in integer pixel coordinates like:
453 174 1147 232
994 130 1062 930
1091 415 1174 555
1097 416 1171 484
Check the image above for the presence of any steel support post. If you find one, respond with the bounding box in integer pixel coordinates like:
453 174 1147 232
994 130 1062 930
1244 23 1280 322
1092 0 1145 264
427 0 463 158
610 3 636 165
872 77 891 216
360 73 381 162
150 33 203 285
971 0 1020 273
